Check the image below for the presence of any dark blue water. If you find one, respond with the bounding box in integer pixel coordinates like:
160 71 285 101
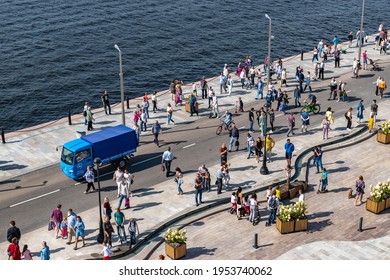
0 0 387 132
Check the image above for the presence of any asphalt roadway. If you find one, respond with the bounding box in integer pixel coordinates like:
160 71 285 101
1 59 389 244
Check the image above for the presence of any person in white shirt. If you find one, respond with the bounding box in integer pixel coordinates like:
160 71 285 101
239 70 246 89
211 93 219 118
117 178 129 209
162 147 174 177
101 241 113 260
298 189 305 202
140 109 147 132
227 75 234 95
113 167 124 198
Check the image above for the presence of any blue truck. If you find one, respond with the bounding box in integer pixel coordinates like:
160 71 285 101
60 125 137 179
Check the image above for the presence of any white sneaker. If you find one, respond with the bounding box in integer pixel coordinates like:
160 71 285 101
269 130 273 133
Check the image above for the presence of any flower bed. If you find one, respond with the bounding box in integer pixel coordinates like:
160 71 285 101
377 120 390 144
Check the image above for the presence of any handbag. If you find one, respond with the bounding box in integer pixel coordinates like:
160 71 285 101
161 164 165 172
48 221 54 231
235 140 240 147
174 177 178 183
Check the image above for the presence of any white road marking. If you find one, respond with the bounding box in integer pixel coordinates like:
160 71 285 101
10 189 61 208
239 126 245 129
183 143 196 149
131 154 162 166
346 90 351 93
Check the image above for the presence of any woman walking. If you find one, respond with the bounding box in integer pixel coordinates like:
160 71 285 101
166 103 175 125
7 237 21 260
175 167 184 195
220 143 228 164
73 216 85 250
355 175 365 206
345 107 353 130
103 197 113 221
321 116 331 140
325 107 334 128
357 100 364 124
255 136 263 163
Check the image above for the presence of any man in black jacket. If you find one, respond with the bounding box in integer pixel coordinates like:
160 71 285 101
7 221 21 244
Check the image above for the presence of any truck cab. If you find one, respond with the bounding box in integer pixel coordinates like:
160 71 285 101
60 139 93 179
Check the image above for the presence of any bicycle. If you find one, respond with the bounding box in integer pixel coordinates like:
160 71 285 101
216 119 235 135
300 102 321 114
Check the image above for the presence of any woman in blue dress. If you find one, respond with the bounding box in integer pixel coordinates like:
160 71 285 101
357 99 364 124
74 216 85 250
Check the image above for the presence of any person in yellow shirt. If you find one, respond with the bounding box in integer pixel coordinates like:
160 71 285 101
275 186 281 200
325 107 334 126
368 113 374 133
265 134 275 163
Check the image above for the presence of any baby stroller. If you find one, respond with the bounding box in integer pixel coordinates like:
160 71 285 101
369 59 381 71
229 202 237 214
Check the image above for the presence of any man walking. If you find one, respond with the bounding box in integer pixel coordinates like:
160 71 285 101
7 221 21 244
83 165 96 194
216 166 224 195
334 48 340 68
265 191 279 226
114 208 127 243
50 204 63 239
101 90 111 115
86 106 94 131
370 99 378 125
219 72 227 94
211 92 220 118
228 124 239 152
194 173 203 206
284 139 295 166
286 112 296 137
162 146 174 177
151 120 162 148
318 60 325 80
249 108 255 133
66 209 77 245
293 85 301 108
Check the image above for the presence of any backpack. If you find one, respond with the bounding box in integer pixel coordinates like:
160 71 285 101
344 112 349 119
268 196 277 209
83 110 87 117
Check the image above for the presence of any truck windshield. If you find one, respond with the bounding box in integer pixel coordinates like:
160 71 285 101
61 147 74 165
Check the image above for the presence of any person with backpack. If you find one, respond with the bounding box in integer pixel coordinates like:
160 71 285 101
128 218 139 248
265 190 279 226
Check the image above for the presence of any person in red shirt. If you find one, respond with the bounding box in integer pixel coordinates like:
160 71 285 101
7 237 21 260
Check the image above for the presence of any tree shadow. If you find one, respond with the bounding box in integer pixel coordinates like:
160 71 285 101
0 163 28 171
307 218 333 233
326 167 350 174
328 187 351 193
131 202 162 211
94 120 116 125
184 246 218 258
306 211 334 219
229 165 258 172
0 179 20 185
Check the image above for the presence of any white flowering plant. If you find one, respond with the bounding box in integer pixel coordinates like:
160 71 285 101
380 120 390 135
278 201 307 222
164 228 187 247
370 179 390 202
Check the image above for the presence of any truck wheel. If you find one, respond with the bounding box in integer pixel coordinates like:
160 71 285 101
117 158 127 168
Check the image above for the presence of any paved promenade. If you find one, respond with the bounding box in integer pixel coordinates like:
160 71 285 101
1 35 389 260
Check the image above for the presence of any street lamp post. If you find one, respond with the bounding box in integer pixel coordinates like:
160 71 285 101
94 157 104 244
114 44 126 126
265 14 272 84
357 0 365 62
260 102 270 175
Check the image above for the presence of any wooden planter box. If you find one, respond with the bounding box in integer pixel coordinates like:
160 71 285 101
165 243 186 260
276 217 295 234
366 197 386 214
289 188 297 199
386 197 390 209
377 131 390 144
280 185 289 200
185 102 198 113
294 218 308 231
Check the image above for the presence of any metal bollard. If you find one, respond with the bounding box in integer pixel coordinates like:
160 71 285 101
1 128 5 144
68 110 72 125
126 96 130 109
357 217 363 232
253 233 259 249
301 50 304 61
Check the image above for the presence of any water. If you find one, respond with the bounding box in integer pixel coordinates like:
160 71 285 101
0 0 388 132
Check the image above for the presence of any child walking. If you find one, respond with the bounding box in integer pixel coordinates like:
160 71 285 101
61 217 68 239
101 241 113 260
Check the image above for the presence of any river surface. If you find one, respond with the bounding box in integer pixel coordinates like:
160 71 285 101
0 0 387 132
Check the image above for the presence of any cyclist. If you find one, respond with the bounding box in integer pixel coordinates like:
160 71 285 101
220 110 233 130
303 92 317 106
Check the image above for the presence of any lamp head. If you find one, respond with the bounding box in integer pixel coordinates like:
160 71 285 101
94 157 102 166
114 44 121 52
265 14 271 20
